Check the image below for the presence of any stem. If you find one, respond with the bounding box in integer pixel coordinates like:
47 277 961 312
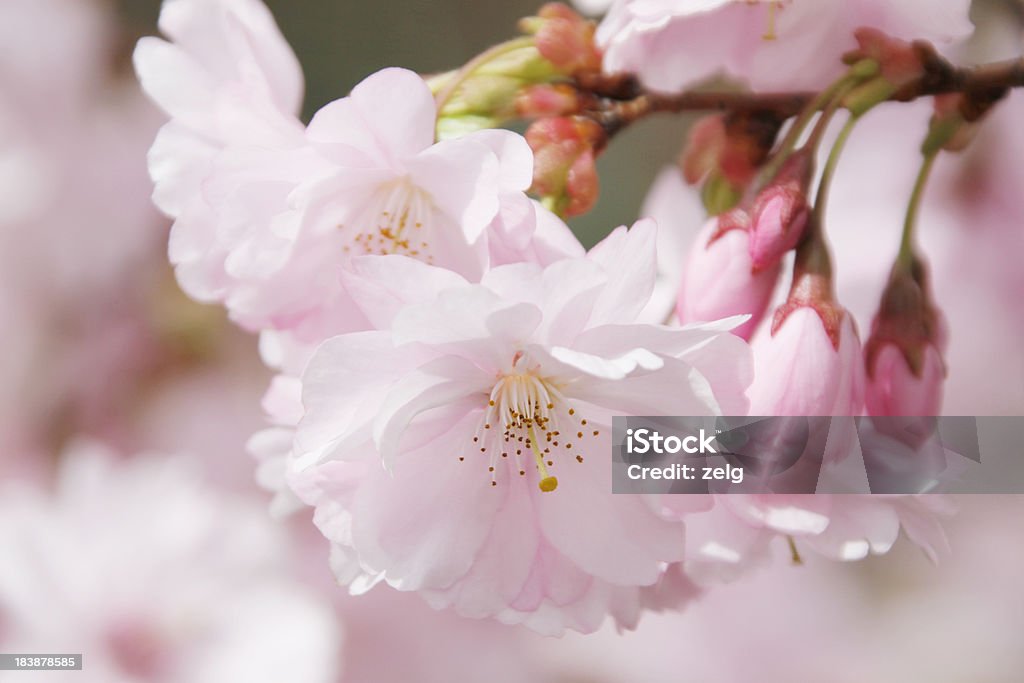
775 72 859 161
756 76 857 185
898 149 939 267
812 113 861 227
433 36 535 124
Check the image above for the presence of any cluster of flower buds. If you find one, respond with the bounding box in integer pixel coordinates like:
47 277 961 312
747 221 866 425
430 3 600 138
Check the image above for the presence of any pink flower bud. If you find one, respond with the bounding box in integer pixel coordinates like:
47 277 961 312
680 112 784 190
515 83 583 117
748 186 809 271
526 116 604 216
846 28 924 87
749 307 865 417
676 218 779 340
681 115 727 185
866 342 945 416
864 257 948 417
747 151 812 271
530 3 602 76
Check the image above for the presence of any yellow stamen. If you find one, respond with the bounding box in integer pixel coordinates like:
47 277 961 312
529 425 558 492
763 1 779 41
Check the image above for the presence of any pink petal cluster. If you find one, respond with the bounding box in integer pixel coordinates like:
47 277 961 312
132 0 968 637
287 222 752 634
595 0 973 92
0 443 342 682
136 0 580 342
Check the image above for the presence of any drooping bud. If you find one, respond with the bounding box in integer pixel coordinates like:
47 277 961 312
526 116 605 216
751 225 863 417
520 3 602 76
749 306 865 418
675 217 780 340
747 149 813 271
864 256 947 419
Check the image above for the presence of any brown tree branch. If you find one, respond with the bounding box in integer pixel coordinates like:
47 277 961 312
583 54 1024 137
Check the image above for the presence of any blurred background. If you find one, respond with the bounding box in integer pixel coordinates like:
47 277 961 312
2 0 1024 681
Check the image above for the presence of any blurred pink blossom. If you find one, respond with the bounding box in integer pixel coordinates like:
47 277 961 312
0 443 343 683
1 0 165 459
595 0 973 92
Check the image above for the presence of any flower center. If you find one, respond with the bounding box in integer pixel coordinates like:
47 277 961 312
342 177 435 262
467 362 598 493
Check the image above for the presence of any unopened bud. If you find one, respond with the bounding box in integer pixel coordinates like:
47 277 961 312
522 3 602 76
747 150 813 271
772 226 844 349
676 218 779 340
751 307 864 417
845 29 924 87
526 116 605 216
515 83 584 117
864 256 947 421
681 115 727 184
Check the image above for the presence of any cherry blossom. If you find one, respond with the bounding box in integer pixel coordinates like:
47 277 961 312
595 0 973 92
138 0 582 342
286 221 752 633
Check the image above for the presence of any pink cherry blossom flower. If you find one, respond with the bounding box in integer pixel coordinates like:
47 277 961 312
286 221 752 633
595 0 973 92
636 165 706 323
0 443 342 683
295 68 576 288
137 0 582 341
676 219 780 340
